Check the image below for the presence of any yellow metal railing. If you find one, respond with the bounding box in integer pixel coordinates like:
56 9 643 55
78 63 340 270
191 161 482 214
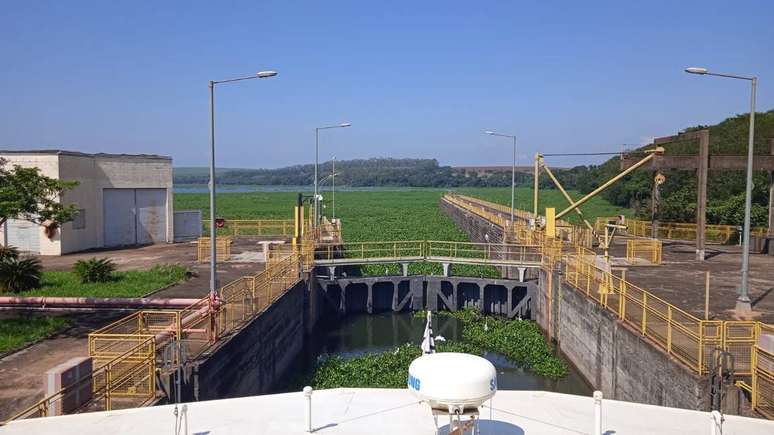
628 219 768 244
445 194 594 248
626 238 662 265
8 336 156 421
203 219 294 236
196 236 233 262
6 249 302 424
752 323 774 419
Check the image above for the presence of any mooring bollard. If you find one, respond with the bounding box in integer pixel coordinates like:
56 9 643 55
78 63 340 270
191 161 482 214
709 410 722 435
303 386 313 433
593 390 603 435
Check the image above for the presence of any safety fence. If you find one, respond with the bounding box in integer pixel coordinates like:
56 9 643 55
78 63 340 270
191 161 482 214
203 219 294 236
196 236 233 262
312 240 545 267
626 239 662 265
6 253 302 424
627 219 768 245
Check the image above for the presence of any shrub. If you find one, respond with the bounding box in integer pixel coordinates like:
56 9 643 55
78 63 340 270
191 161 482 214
73 258 116 283
0 245 19 262
0 257 42 293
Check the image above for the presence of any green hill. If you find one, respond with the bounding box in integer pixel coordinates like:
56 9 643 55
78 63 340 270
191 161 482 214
557 110 774 226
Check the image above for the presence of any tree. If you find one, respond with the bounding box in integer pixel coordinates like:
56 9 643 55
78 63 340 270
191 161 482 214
0 158 79 230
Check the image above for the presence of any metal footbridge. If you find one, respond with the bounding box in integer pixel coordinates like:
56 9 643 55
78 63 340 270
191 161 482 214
312 240 544 269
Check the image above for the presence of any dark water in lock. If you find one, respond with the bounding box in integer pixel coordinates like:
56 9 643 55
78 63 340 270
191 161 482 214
276 312 592 395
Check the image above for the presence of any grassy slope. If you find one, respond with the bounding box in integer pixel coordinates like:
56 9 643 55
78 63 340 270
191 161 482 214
0 316 69 353
2 266 188 298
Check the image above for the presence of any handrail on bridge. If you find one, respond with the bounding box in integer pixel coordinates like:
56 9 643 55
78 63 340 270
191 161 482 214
312 240 545 267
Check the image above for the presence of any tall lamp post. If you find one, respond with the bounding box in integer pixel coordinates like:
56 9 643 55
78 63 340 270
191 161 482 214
208 70 277 298
332 156 336 221
685 66 757 313
485 131 517 226
315 123 350 225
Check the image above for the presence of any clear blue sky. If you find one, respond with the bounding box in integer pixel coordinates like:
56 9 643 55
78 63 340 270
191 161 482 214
2 1 772 169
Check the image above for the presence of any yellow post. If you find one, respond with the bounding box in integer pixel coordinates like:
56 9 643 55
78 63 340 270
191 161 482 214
299 205 305 237
293 206 299 249
704 271 710 320
545 207 556 238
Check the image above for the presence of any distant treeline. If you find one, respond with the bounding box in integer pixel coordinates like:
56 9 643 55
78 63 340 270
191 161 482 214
174 158 538 188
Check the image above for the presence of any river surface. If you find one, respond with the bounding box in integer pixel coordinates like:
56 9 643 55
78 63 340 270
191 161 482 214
276 312 591 395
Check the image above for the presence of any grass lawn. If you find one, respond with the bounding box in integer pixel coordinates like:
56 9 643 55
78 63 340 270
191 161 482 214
0 316 69 353
1 265 189 298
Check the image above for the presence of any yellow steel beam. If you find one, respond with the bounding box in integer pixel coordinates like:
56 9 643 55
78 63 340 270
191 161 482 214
556 147 663 220
541 162 595 232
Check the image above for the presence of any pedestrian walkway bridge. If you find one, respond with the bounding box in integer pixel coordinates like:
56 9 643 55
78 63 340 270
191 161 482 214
312 240 544 269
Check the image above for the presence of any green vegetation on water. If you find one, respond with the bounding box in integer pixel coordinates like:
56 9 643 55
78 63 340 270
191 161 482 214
1 265 189 298
0 316 69 353
175 187 630 276
299 309 567 389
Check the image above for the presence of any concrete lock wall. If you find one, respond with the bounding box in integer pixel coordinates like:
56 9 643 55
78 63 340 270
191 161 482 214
441 197 719 412
189 280 306 401
537 271 711 411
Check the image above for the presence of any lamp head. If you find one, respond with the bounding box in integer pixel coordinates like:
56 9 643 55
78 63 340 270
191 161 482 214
256 70 278 78
685 67 708 75
485 131 495 135
340 122 351 127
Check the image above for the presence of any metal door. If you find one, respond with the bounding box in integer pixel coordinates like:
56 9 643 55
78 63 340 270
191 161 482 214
103 189 136 247
173 210 201 242
5 219 40 254
136 189 167 244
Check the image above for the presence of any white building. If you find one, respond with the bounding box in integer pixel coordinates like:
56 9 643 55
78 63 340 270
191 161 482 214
0 150 173 255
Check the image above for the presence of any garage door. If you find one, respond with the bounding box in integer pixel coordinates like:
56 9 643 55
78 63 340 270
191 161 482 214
103 188 167 247
136 189 167 244
5 219 41 254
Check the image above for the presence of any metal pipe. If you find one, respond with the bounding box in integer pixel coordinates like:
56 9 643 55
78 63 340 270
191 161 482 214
0 297 201 309
314 128 319 227
593 391 603 435
332 156 336 221
541 162 595 232
556 149 661 220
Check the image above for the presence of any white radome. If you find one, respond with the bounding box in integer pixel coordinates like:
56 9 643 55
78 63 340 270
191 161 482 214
407 352 497 413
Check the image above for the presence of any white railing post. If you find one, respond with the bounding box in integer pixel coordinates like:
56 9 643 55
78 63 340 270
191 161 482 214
593 390 603 435
709 410 722 435
304 386 313 432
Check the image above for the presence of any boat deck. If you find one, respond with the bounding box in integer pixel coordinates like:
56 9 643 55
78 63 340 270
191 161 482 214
2 388 772 434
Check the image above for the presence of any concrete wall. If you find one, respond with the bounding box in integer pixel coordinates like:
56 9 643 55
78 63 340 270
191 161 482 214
0 151 172 254
190 280 306 400
539 273 711 410
442 196 715 412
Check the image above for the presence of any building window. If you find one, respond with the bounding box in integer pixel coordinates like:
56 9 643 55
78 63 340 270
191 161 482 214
72 209 86 230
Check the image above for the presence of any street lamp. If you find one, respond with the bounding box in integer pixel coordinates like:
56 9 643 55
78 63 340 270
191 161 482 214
685 66 757 313
332 156 337 221
485 131 517 226
208 70 277 298
315 123 350 225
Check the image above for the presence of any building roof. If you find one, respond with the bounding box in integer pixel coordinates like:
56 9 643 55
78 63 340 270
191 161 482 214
0 149 171 161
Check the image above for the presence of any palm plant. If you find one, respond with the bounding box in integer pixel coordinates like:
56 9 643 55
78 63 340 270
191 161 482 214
73 258 116 283
0 257 42 293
